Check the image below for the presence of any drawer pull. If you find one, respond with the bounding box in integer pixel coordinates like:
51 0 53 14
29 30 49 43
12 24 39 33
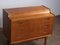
17 21 24 24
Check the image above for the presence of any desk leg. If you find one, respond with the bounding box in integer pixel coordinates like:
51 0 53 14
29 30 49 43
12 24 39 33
44 37 47 45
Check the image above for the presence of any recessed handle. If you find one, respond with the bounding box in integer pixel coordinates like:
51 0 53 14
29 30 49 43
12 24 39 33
16 21 24 24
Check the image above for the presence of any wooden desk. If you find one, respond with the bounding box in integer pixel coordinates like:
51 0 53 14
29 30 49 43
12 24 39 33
3 5 55 45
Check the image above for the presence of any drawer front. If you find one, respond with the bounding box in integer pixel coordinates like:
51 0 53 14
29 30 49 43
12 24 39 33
10 17 54 43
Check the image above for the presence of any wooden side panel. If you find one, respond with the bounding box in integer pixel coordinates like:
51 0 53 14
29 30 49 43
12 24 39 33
3 10 11 42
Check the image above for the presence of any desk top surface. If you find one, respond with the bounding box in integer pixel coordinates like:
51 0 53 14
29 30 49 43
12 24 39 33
4 5 50 15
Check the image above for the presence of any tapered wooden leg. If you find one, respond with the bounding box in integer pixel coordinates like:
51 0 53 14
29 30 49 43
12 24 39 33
44 37 47 45
7 41 10 45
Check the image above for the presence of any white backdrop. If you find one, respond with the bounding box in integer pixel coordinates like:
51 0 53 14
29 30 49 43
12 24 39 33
0 0 60 28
